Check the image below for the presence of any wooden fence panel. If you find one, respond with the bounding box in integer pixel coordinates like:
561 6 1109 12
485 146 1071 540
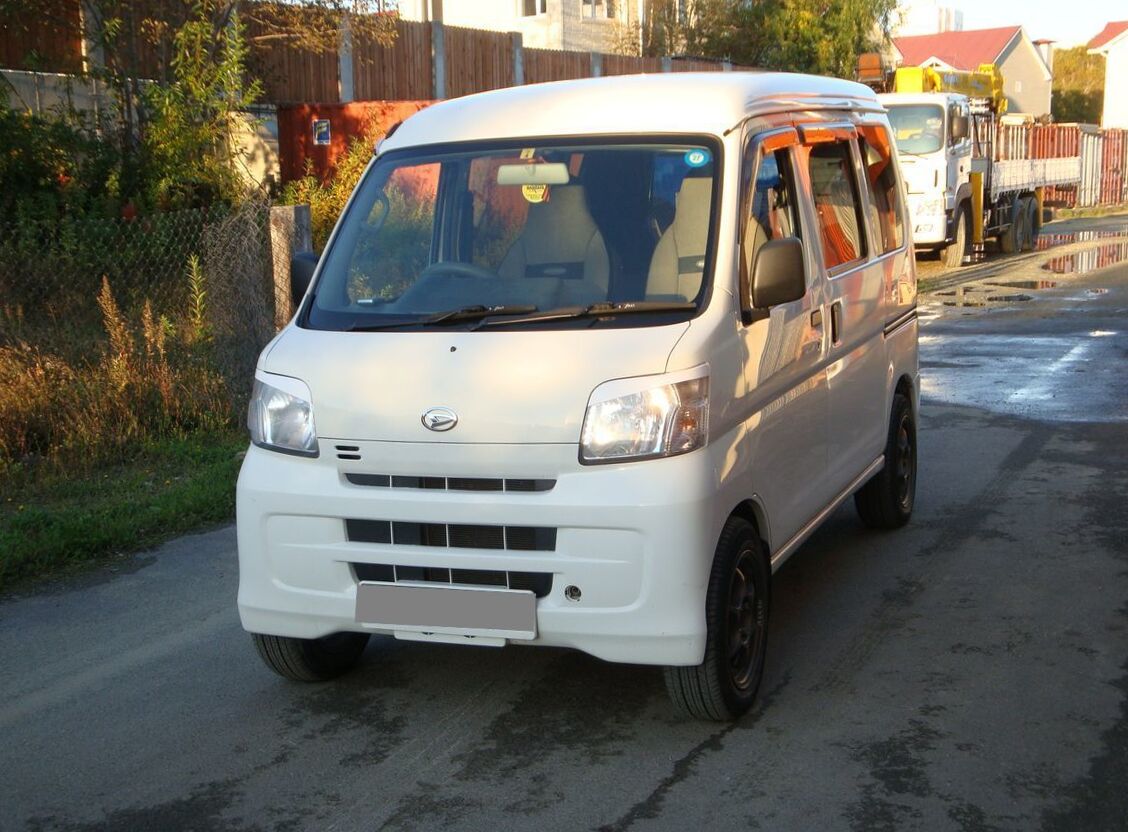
670 59 724 72
601 54 663 75
245 13 340 104
0 0 82 73
353 18 431 100
444 25 514 98
524 47 590 84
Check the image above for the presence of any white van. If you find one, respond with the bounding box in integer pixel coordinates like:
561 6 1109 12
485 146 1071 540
238 72 919 721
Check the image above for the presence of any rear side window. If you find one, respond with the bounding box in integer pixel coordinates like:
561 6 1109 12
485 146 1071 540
807 141 867 271
858 125 905 253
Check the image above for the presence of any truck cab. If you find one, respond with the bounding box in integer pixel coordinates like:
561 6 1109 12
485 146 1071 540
879 92 973 255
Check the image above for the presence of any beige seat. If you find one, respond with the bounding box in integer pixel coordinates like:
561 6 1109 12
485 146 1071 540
498 185 610 306
646 177 712 301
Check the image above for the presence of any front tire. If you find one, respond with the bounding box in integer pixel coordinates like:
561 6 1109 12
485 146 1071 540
252 632 370 682
855 392 916 529
941 205 969 268
664 518 770 721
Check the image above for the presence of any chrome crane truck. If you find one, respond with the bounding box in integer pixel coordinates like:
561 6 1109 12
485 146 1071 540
864 62 1081 266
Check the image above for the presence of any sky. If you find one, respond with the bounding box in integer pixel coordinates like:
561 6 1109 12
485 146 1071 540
951 0 1124 48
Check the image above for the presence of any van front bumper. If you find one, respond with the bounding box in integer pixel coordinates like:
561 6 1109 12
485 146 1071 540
236 440 721 666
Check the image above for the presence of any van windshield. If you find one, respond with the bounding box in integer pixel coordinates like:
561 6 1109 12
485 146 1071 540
304 140 718 331
885 104 944 155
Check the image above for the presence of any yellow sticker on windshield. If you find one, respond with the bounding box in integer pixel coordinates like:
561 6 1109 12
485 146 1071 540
520 148 536 160
522 183 549 203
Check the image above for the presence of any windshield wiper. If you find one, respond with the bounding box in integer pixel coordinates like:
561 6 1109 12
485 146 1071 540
476 301 696 328
344 305 538 332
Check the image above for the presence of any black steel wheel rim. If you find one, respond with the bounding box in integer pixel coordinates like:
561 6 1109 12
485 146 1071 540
727 547 766 691
895 414 915 511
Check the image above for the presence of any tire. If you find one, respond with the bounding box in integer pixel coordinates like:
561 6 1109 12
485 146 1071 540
854 392 916 530
999 198 1021 254
664 517 770 721
941 205 969 268
252 632 370 682
1022 197 1040 252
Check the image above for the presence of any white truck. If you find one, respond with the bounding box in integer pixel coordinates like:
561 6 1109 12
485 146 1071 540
877 68 1081 266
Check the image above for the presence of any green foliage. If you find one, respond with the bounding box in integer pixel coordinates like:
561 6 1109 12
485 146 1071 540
1052 46 1104 124
643 0 896 76
186 253 210 343
142 6 262 209
0 431 244 590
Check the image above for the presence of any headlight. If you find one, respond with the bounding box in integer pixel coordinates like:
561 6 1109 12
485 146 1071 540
247 375 319 457
580 371 708 464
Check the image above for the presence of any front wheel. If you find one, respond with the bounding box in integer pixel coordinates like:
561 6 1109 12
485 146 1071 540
855 393 917 529
941 205 969 268
664 517 770 721
252 632 370 682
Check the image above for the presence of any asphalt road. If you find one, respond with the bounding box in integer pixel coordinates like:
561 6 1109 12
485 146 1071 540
4 224 1128 832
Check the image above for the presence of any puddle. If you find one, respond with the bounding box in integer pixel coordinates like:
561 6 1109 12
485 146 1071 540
986 294 1033 303
1036 226 1128 250
1043 241 1128 274
989 280 1058 290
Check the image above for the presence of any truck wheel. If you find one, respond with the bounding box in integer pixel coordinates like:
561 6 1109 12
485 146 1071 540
999 199 1021 254
854 393 916 530
1021 198 1040 252
252 632 370 682
941 206 969 268
664 517 769 721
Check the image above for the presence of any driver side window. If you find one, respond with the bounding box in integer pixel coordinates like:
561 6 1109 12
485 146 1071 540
743 147 802 279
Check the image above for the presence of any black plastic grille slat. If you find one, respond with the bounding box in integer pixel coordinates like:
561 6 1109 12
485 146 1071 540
352 563 553 598
346 519 391 544
346 519 555 551
335 445 362 462
343 473 556 492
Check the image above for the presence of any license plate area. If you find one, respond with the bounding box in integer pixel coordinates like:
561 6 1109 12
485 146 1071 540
355 581 537 640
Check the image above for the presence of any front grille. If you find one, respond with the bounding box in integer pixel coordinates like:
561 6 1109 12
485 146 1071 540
344 473 555 493
346 519 557 552
352 562 553 598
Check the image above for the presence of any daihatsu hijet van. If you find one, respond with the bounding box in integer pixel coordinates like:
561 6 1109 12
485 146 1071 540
238 72 919 721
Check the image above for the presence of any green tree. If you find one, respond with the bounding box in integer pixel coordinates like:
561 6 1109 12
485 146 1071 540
1052 45 1104 124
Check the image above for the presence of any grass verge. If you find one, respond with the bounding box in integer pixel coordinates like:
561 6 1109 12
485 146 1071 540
0 430 245 591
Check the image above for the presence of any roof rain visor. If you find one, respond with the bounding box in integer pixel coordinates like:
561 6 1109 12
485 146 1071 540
302 138 721 332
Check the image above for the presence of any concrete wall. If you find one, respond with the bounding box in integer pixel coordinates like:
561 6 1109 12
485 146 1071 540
1102 41 1128 129
998 33 1052 117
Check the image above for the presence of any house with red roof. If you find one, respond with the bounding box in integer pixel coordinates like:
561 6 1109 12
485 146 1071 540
891 26 1053 117
1088 21 1128 129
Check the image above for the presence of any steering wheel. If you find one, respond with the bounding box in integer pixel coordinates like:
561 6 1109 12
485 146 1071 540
419 261 499 280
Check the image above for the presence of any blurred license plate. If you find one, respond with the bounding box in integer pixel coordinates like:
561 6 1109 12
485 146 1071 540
355 582 536 640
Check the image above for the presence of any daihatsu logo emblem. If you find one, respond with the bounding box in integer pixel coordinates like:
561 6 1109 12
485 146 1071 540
422 407 458 432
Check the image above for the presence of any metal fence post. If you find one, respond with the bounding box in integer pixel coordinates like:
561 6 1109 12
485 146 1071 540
661 56 672 73
339 14 355 103
432 20 447 99
591 52 602 77
269 204 313 329
513 32 524 85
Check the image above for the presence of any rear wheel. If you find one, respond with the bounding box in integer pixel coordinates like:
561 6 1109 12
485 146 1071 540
999 198 1022 254
855 393 916 530
1021 197 1040 251
252 632 370 682
664 517 769 721
941 205 969 268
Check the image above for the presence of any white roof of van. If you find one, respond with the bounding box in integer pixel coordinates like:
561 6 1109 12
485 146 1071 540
381 72 882 152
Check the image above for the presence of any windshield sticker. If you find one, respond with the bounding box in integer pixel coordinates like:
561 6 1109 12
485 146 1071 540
522 183 549 203
520 148 536 160
684 149 711 168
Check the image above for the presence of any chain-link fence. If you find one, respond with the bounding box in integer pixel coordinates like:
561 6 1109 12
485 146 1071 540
0 199 289 469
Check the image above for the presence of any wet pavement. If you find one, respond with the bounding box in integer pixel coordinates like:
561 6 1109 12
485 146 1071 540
3 218 1128 831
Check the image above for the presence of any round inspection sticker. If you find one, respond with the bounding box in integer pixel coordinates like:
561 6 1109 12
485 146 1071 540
522 183 549 203
684 149 711 168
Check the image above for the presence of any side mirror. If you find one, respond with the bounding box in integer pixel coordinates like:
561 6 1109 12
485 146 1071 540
750 237 806 311
951 114 969 141
290 251 319 308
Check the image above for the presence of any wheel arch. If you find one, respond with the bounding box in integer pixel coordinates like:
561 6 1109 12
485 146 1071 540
728 498 772 560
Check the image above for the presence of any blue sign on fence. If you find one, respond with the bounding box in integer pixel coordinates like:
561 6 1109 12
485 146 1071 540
312 119 331 146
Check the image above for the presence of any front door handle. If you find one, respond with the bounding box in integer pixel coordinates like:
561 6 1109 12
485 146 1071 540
830 301 843 345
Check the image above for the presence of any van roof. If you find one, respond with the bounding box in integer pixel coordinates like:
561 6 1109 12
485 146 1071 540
381 72 883 153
